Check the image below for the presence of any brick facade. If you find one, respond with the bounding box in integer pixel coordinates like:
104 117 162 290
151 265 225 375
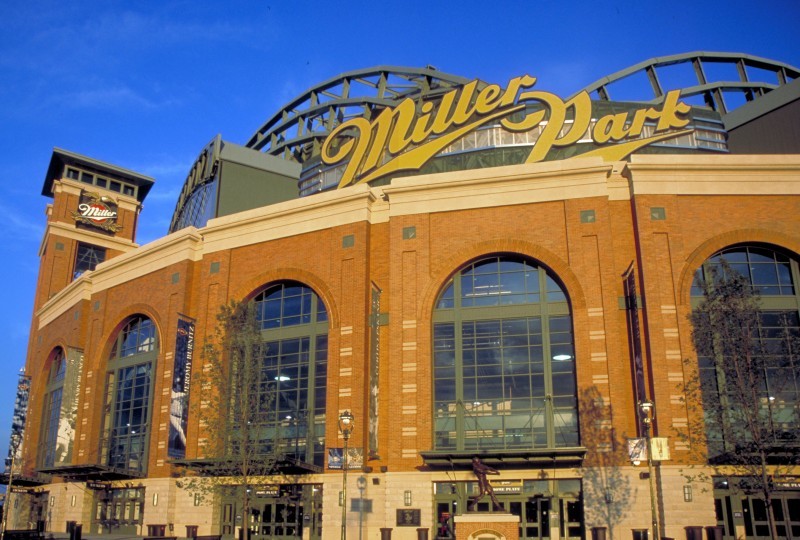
10 155 800 540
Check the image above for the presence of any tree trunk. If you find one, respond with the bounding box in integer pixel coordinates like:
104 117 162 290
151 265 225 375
761 451 779 540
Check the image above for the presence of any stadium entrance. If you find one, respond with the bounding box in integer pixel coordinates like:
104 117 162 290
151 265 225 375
434 480 583 540
221 484 322 540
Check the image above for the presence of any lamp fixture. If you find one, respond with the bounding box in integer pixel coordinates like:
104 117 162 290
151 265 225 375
338 410 355 540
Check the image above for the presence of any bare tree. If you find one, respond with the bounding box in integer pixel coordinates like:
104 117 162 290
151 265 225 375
178 300 279 539
686 261 800 540
580 386 634 540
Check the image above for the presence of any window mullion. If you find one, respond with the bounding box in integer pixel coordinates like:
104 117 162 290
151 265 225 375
539 270 555 447
302 335 317 463
453 272 465 451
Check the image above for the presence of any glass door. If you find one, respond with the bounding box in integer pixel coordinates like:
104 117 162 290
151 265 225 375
222 484 322 540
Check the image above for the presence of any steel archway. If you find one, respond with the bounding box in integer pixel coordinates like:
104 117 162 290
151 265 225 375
576 51 800 114
245 66 472 163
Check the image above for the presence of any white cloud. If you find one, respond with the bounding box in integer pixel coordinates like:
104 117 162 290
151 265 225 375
0 201 45 242
46 86 172 111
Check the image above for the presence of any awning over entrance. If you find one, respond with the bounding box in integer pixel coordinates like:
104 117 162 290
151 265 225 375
35 464 144 481
419 447 586 469
0 472 49 486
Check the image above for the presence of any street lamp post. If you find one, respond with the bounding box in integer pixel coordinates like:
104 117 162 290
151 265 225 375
357 476 367 540
338 411 355 540
639 400 660 540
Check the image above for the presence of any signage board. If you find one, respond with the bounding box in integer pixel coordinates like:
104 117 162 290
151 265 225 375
71 191 122 233
322 75 693 188
254 486 280 497
775 477 800 489
491 479 523 494
396 509 421 527
351 498 372 513
650 437 670 461
328 447 363 470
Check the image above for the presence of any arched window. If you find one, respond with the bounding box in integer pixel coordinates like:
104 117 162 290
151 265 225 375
38 348 66 468
252 282 328 467
691 244 800 456
101 316 158 474
432 256 578 451
692 245 796 298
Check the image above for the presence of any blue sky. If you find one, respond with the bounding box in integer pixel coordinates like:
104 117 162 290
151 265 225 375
1 0 799 465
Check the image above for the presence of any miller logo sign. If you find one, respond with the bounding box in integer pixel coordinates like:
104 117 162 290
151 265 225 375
71 191 122 233
322 75 693 189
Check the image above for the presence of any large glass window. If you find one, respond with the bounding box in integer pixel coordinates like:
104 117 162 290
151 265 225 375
101 316 157 474
38 349 66 468
252 282 328 467
692 244 800 458
170 179 218 233
692 245 795 297
74 243 106 279
433 256 578 451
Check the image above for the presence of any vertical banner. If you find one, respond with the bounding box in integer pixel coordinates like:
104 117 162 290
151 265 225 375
168 317 195 458
5 373 31 473
368 287 381 460
623 266 648 435
56 349 84 466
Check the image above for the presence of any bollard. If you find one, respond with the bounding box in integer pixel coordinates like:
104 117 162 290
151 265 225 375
417 527 429 540
704 526 723 540
380 527 393 540
591 527 607 540
685 526 704 540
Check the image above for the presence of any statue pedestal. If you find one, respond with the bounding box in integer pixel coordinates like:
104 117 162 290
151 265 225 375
454 513 520 540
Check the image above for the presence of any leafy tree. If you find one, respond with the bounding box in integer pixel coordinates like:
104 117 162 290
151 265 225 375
687 261 800 540
178 300 279 538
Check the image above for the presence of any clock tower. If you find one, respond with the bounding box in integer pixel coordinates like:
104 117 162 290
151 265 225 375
35 148 154 311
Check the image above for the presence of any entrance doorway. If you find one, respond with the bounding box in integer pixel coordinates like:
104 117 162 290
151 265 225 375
434 479 583 540
29 492 49 533
221 484 322 540
91 487 145 535
715 492 800 539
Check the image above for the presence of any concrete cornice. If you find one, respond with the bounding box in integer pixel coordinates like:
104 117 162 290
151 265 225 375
88 228 204 292
627 154 800 195
201 184 383 254
36 277 93 329
40 221 139 257
383 157 617 216
36 228 203 329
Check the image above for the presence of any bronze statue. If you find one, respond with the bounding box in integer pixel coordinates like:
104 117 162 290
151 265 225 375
468 457 502 511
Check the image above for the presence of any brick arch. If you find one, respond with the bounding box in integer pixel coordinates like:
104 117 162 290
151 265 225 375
31 344 67 414
677 229 800 307
43 345 66 376
40 341 68 373
420 238 587 323
98 304 164 363
231 267 339 329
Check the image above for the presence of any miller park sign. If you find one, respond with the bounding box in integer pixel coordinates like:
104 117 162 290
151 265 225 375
321 75 693 189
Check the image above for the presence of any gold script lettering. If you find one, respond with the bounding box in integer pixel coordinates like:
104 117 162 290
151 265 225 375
321 77 693 189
